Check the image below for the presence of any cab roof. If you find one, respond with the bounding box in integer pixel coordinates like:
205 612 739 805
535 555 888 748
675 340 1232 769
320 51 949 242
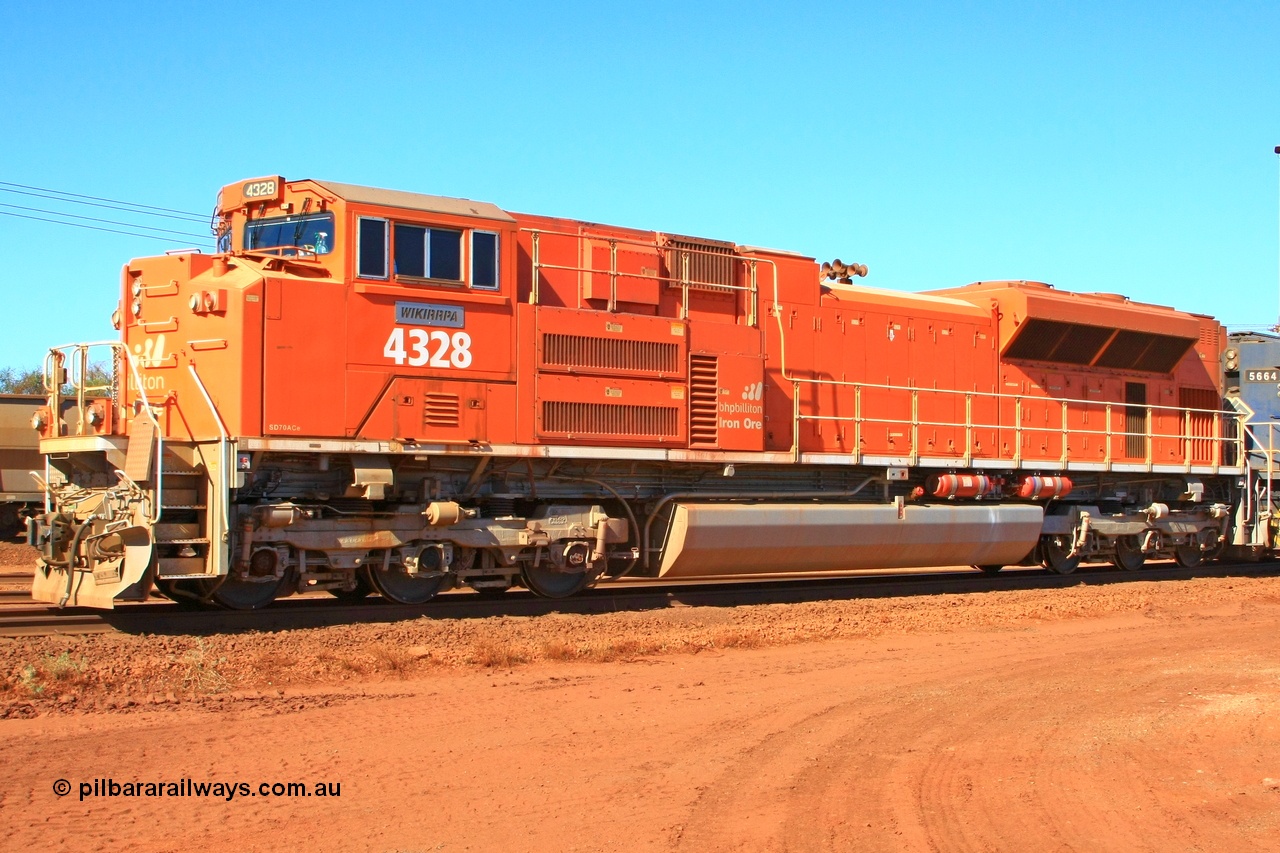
309 179 516 224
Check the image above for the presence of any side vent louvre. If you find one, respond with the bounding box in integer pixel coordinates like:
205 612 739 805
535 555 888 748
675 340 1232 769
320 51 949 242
689 354 718 447
423 394 460 428
542 402 678 439
542 334 681 376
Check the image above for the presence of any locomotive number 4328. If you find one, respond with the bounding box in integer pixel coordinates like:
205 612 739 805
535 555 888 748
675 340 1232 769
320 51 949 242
383 328 473 368
242 179 278 198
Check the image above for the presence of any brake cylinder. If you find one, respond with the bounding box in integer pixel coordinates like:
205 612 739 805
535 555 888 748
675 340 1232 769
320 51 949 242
425 501 462 526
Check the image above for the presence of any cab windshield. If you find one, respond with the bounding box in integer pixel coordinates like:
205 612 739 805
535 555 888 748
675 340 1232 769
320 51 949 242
243 212 335 255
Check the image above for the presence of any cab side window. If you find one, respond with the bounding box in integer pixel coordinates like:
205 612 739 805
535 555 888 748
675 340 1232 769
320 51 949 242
471 231 499 290
428 228 462 280
382 219 499 290
394 224 426 277
394 224 463 281
357 217 388 279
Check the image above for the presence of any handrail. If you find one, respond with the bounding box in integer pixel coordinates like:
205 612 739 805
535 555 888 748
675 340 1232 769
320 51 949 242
519 226 768 327
187 363 231 538
44 341 164 523
783 373 1241 470
1237 418 1280 548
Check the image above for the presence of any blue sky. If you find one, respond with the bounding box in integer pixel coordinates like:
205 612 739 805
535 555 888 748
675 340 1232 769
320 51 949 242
1 1 1277 369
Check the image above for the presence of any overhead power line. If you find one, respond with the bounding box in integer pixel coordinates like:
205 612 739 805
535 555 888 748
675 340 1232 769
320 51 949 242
0 185 208 224
0 202 212 241
0 180 207 221
0 179 215 245
0 210 213 245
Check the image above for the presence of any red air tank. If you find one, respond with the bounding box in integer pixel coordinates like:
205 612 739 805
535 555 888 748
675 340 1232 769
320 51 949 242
927 473 994 499
1017 476 1073 500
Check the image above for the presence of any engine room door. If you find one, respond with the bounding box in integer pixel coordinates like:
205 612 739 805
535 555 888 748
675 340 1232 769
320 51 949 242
710 353 765 451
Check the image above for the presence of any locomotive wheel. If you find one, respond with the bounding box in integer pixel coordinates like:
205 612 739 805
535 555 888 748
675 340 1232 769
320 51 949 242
1111 536 1146 571
155 578 212 609
210 574 286 610
973 564 1003 575
1173 544 1205 569
1174 530 1225 568
522 563 592 599
368 563 445 604
327 568 374 601
1040 535 1080 575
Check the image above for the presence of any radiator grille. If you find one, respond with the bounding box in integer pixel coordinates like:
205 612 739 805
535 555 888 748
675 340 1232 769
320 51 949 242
689 354 718 446
542 333 681 375
542 401 678 439
423 394 460 428
664 237 736 292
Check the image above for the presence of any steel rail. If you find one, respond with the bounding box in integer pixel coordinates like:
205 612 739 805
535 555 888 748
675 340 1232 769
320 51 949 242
2 561 1275 638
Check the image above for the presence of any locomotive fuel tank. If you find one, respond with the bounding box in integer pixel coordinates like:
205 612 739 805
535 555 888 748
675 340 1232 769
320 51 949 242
657 502 1043 577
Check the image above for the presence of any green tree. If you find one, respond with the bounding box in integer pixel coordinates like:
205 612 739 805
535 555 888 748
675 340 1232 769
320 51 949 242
0 366 45 395
0 363 113 395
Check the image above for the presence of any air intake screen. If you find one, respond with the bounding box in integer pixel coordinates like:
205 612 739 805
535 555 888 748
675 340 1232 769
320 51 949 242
1005 318 1110 365
1004 318 1193 374
542 401 679 439
1095 330 1193 373
542 334 681 376
664 237 736 292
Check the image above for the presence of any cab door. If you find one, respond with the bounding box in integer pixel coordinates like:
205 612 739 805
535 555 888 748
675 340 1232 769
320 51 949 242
262 276 347 437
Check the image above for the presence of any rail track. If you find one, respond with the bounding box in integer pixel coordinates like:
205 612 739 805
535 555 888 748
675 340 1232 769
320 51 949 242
2 560 1277 637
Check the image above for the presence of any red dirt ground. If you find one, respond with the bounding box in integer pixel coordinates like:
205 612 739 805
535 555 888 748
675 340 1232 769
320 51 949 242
0 540 36 567
2 572 1279 851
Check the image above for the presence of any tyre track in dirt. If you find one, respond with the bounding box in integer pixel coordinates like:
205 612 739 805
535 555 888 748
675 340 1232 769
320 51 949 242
672 609 1280 852
5 576 1280 852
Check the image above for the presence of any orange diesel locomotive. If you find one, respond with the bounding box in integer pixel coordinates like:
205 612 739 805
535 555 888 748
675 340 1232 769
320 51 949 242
29 176 1239 609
